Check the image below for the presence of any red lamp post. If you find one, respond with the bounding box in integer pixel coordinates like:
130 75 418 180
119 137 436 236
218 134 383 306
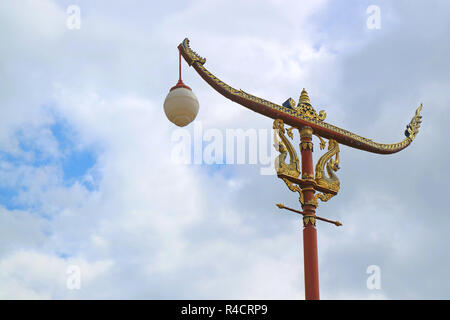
166 38 422 300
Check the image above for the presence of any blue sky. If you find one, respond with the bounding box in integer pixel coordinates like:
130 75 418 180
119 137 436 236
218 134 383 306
49 119 97 188
0 115 97 212
0 0 449 299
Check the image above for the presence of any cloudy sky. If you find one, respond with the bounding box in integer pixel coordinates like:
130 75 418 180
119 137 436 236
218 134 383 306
0 0 449 299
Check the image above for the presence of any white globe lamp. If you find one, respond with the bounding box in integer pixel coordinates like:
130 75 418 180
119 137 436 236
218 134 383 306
163 51 199 127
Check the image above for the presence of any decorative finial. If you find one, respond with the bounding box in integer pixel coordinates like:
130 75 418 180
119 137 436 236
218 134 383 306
294 89 327 121
299 88 311 105
405 104 423 141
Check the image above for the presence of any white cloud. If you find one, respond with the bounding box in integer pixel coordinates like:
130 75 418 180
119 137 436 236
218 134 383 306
0 250 112 299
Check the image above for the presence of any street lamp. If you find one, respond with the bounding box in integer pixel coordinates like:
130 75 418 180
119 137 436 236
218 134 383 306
166 38 422 300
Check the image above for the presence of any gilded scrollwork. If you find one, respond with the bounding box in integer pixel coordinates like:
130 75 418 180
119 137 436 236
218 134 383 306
302 172 314 180
314 192 335 203
314 134 327 150
273 119 304 205
314 138 340 202
405 104 423 141
282 177 304 205
273 119 300 178
181 38 206 66
300 141 313 151
303 215 316 227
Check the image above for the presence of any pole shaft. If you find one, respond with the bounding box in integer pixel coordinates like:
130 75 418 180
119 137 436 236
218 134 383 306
299 127 320 300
